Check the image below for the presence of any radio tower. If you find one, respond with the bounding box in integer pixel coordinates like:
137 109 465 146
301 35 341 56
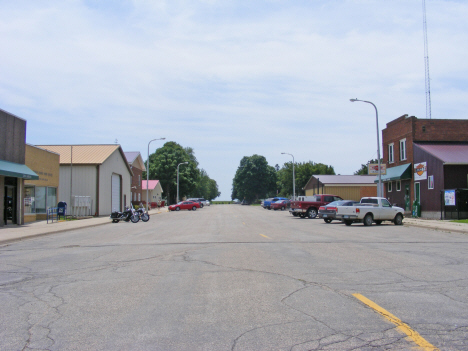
422 0 432 119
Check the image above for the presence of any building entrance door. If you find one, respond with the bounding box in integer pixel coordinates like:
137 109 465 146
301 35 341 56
405 184 410 211
4 184 17 224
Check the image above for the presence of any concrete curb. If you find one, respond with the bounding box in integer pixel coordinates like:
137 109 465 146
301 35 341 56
0 209 167 245
403 220 468 235
0 221 111 245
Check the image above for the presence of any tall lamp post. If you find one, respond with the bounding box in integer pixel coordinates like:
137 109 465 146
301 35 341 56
146 138 166 212
177 162 188 203
281 152 295 201
350 98 382 197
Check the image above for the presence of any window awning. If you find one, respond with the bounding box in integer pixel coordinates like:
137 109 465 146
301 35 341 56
374 163 412 183
0 160 39 180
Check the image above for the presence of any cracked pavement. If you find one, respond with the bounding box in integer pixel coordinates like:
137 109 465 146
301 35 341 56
1 205 467 350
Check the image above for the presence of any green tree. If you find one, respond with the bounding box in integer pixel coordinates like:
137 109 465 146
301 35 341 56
192 169 221 201
354 159 382 175
232 155 277 202
207 178 221 201
144 142 198 204
277 161 335 197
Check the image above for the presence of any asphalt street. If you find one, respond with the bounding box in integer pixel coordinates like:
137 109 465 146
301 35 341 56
1 205 467 350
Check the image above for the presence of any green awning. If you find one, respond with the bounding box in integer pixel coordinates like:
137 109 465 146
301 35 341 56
374 163 412 183
0 160 39 180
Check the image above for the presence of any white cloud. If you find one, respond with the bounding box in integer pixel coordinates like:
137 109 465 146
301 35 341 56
1 0 467 199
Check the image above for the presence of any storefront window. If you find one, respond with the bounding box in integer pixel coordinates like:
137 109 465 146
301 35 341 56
24 186 36 214
48 187 57 209
35 187 47 213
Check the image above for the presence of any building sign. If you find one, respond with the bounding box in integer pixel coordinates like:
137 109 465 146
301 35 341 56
444 190 456 206
414 162 427 180
368 163 386 175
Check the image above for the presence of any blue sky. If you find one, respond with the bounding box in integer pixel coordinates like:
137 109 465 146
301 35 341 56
1 0 467 200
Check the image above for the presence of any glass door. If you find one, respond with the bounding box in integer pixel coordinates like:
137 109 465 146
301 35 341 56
405 184 410 211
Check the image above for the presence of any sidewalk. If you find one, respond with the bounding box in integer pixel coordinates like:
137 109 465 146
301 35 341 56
0 207 167 245
403 217 468 235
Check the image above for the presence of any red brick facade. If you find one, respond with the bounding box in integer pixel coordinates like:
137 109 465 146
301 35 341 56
383 115 468 167
130 167 143 204
382 115 468 213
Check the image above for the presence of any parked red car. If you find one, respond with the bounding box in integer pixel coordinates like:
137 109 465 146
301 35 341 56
168 201 200 211
270 200 290 211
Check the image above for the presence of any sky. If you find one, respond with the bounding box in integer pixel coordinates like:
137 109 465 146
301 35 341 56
1 0 467 200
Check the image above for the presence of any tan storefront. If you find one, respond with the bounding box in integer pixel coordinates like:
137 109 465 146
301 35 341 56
303 175 377 201
24 145 60 222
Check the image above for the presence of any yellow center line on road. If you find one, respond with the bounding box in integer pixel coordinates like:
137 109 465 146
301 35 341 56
353 293 439 351
259 234 271 239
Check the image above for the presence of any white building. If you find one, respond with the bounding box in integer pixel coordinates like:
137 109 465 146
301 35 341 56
37 144 133 216
142 180 164 207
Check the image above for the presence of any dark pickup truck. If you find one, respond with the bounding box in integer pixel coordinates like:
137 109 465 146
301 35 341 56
289 194 343 219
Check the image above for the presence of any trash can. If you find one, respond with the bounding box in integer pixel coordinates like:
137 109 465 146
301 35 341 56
58 202 67 220
412 200 421 218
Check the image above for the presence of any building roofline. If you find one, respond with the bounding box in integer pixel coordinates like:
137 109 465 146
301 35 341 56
0 107 27 122
26 143 61 156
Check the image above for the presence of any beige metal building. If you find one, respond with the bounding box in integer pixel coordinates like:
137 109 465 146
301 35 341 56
303 175 377 201
37 145 133 216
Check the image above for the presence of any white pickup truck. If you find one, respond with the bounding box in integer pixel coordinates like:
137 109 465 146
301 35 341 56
335 197 404 226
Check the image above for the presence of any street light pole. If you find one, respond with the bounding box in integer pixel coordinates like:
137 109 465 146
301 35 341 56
177 162 188 203
281 152 295 201
146 138 166 212
350 98 382 197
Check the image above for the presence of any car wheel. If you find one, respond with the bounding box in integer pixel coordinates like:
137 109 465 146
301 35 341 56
394 213 403 225
192 206 197 211
308 208 317 219
324 218 332 223
281 206 285 211
375 220 382 225
344 220 352 226
175 207 180 211
363 214 373 226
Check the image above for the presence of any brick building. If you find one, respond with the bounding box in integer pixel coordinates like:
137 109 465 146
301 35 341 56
0 109 38 226
124 152 146 205
24 145 60 222
381 115 468 218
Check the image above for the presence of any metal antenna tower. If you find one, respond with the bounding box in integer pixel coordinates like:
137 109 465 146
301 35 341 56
422 0 432 119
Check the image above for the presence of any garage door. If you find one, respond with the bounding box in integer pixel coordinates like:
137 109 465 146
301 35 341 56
111 174 121 212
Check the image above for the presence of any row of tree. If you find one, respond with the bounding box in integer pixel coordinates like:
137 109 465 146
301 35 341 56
231 154 335 202
143 142 220 204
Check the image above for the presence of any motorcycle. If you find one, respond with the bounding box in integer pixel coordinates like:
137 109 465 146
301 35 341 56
135 207 150 222
110 206 139 223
